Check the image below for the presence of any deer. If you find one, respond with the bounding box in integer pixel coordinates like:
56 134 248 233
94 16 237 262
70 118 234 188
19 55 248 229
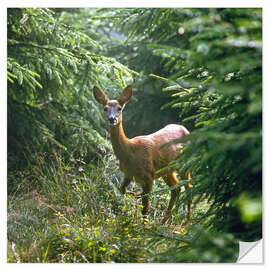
93 85 192 224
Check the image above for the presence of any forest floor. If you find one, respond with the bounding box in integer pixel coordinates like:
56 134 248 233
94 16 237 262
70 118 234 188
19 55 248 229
7 154 210 263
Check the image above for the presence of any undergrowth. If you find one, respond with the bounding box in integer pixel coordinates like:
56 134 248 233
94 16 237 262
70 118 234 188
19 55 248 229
7 153 237 263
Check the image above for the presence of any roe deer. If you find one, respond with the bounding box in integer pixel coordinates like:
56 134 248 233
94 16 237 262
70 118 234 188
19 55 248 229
93 85 192 223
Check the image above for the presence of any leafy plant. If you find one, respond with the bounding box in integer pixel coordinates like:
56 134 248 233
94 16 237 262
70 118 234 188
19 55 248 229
7 8 138 181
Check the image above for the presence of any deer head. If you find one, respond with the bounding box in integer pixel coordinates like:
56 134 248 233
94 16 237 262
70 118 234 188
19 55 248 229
93 85 132 126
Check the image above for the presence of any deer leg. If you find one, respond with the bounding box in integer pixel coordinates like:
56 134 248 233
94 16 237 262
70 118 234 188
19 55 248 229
141 180 153 217
162 170 180 224
120 177 142 197
120 177 132 194
126 191 142 197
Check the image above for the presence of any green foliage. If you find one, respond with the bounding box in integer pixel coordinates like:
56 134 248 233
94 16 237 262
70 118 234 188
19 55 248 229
111 8 262 241
7 8 137 177
7 154 199 263
155 226 239 263
7 154 237 263
92 8 184 137
8 8 262 262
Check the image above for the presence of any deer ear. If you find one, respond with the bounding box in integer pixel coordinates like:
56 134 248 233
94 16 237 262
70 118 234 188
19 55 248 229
117 85 132 106
93 86 109 106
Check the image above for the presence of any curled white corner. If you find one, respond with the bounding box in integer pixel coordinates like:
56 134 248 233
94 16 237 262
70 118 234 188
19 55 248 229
237 239 263 263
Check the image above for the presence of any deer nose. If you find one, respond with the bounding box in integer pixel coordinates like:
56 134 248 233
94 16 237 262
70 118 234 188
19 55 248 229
108 116 117 124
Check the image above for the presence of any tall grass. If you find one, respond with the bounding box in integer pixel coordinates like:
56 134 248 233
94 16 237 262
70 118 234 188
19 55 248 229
7 153 181 262
7 153 238 263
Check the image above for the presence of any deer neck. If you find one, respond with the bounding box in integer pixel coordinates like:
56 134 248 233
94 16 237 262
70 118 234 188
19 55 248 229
109 120 131 161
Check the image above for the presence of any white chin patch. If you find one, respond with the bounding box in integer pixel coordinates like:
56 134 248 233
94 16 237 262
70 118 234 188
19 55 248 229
108 120 118 126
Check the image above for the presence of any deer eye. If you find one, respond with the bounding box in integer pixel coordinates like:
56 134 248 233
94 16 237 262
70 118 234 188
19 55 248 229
104 107 108 112
117 107 122 112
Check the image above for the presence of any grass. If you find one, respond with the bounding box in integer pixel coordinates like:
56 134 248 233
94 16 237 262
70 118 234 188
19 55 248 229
7 152 238 263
